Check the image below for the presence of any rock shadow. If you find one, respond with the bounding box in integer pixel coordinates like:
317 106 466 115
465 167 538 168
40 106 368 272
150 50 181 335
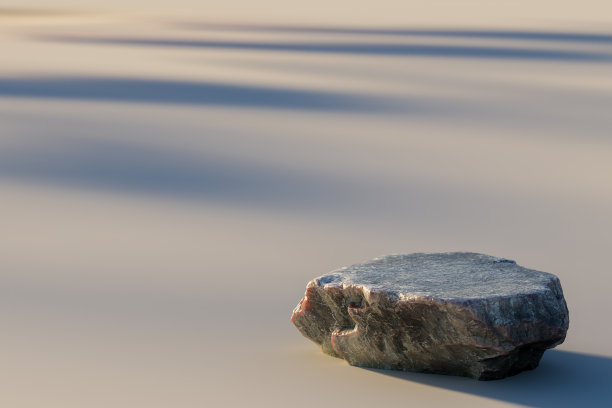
363 350 612 408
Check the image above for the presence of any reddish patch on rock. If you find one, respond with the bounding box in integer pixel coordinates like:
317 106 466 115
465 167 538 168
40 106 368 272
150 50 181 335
290 287 315 324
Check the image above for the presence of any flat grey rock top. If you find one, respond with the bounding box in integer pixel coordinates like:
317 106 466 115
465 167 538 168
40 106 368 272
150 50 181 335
318 252 557 301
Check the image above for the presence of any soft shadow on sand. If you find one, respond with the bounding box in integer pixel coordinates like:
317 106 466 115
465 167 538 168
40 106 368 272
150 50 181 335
0 133 462 216
0 77 393 112
37 35 612 62
176 23 612 44
0 134 348 207
364 350 612 408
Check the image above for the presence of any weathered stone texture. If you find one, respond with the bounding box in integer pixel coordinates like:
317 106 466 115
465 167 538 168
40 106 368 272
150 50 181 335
291 252 569 380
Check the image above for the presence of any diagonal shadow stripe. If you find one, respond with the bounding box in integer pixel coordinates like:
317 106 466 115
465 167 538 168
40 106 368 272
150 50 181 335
0 133 382 212
0 76 395 112
0 134 343 205
176 23 612 44
38 35 612 62
0 132 477 218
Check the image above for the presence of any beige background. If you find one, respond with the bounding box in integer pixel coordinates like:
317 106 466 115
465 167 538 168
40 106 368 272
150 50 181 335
1 2 612 407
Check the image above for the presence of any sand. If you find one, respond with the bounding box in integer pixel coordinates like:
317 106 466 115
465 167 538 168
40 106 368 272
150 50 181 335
1 2 612 407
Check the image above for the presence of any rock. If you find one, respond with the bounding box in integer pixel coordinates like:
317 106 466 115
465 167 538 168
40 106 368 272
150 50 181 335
291 252 569 380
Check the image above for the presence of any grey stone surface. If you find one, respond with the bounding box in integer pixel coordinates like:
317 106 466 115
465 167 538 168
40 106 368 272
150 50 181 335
291 252 569 380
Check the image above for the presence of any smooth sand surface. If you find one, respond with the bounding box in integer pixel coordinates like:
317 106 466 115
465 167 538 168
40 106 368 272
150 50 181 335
1 2 612 407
